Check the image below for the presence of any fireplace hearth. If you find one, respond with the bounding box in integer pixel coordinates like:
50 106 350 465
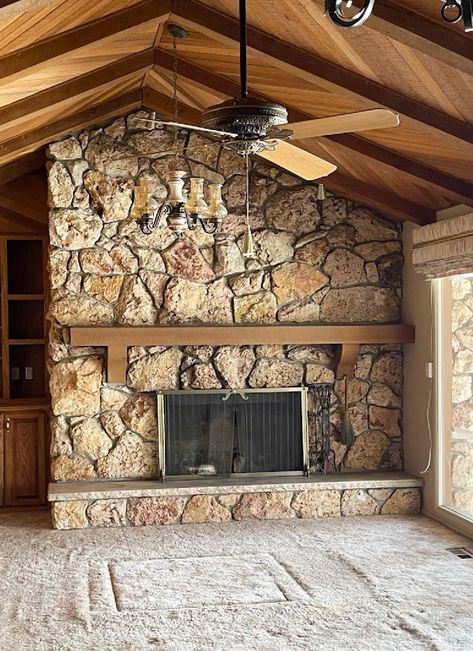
158 388 309 480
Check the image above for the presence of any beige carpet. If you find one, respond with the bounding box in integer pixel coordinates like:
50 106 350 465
0 513 472 650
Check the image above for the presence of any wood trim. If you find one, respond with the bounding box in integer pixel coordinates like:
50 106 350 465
441 279 453 506
155 51 473 207
0 89 142 163
170 0 473 146
0 239 9 398
71 324 415 384
0 49 154 127
0 0 168 78
365 0 473 79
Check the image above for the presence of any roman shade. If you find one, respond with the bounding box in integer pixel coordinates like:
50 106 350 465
412 212 473 279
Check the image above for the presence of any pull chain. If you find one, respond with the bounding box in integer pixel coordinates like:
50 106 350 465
242 153 254 258
172 33 179 170
245 153 249 220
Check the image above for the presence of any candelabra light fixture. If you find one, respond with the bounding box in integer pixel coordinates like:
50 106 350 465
134 172 228 238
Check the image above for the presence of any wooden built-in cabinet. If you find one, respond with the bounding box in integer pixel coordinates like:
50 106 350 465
0 236 49 510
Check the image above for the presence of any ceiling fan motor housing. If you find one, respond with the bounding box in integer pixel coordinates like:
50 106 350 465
202 97 288 140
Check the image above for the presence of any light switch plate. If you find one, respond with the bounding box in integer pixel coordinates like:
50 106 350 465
25 367 33 380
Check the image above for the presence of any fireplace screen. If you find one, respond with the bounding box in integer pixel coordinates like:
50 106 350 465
157 388 309 480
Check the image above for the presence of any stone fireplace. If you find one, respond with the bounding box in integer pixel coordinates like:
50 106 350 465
46 111 422 529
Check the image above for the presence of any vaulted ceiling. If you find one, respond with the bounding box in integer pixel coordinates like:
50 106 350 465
1 0 473 228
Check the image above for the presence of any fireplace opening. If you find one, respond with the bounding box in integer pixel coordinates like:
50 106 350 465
157 388 309 480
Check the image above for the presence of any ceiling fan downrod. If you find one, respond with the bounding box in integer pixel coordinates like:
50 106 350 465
239 0 248 98
201 0 287 150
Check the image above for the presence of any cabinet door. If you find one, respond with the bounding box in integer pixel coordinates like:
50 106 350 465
0 414 4 507
4 412 46 506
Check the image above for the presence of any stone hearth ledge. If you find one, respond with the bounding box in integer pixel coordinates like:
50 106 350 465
49 472 422 502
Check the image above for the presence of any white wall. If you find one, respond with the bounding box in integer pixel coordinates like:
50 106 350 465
402 222 436 510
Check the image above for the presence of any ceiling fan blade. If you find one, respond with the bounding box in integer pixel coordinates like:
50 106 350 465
283 109 400 139
131 117 238 139
257 140 336 180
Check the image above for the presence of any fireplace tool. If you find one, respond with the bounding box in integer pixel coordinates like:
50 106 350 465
341 375 355 447
311 383 335 473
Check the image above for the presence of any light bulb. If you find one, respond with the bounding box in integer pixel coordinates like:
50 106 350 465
205 183 227 222
185 177 208 216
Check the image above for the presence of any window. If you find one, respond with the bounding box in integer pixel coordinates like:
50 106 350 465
436 275 473 521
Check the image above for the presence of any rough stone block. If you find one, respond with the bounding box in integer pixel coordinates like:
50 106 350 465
51 500 88 530
127 496 186 526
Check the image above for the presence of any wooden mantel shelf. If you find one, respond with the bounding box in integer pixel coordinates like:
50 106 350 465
70 324 415 385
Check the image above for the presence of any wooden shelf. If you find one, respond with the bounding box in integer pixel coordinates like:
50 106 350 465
8 294 44 301
70 324 416 384
8 339 45 345
0 398 49 410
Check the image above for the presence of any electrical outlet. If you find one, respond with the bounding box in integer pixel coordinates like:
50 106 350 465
425 362 433 379
11 367 19 381
25 367 33 380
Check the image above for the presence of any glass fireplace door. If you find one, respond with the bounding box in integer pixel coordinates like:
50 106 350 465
159 388 307 480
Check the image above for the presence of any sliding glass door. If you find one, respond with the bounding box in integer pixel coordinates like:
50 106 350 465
436 275 473 522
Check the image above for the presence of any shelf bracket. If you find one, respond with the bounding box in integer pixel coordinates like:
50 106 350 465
335 343 360 380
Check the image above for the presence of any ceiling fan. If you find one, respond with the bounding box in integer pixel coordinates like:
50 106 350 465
136 0 400 181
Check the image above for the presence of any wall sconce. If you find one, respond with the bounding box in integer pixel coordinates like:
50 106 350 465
133 171 228 238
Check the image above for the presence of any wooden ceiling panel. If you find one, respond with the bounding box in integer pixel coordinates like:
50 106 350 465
0 0 145 56
0 73 143 165
0 20 158 107
159 30 473 184
197 0 473 124
394 0 467 33
0 0 472 223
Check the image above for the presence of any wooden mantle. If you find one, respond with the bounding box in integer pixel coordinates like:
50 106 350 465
70 324 415 385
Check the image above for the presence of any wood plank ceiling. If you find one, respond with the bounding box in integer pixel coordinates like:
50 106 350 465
0 0 473 227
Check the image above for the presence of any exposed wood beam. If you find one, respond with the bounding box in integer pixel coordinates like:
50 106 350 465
358 0 473 78
324 172 434 225
0 50 153 126
169 0 473 146
0 0 168 78
155 51 473 206
0 89 142 164
0 150 45 185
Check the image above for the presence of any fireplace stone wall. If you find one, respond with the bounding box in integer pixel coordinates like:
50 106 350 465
47 111 404 485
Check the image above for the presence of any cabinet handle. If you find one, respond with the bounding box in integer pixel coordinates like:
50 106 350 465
5 418 10 431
